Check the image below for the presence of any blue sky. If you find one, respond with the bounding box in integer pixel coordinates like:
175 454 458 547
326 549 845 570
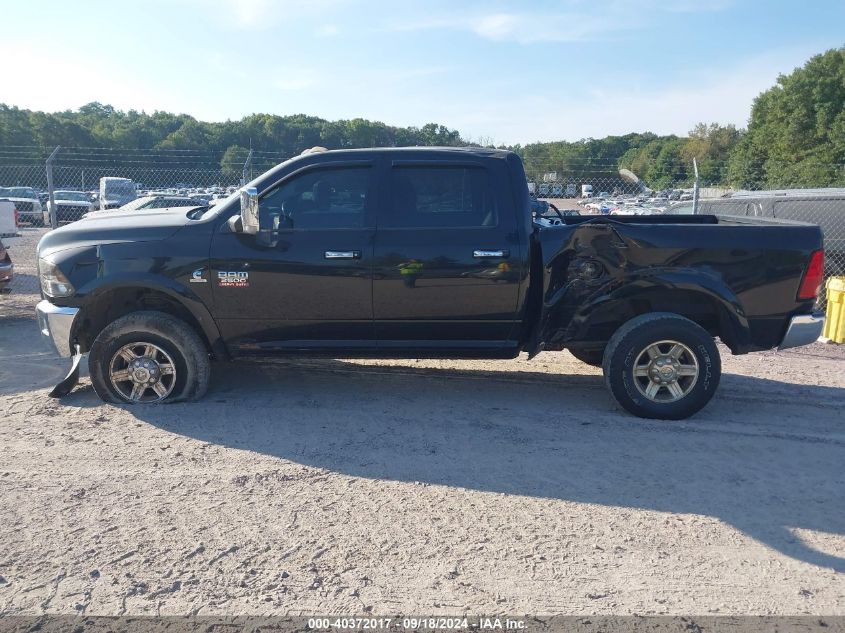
1 0 843 144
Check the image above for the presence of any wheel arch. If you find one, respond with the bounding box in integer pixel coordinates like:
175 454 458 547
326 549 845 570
72 276 227 359
557 272 753 354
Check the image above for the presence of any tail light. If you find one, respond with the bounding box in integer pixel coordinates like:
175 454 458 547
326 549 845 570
797 249 824 300
14 209 20 227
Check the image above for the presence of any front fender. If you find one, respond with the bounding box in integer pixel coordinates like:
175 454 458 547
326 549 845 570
74 272 224 356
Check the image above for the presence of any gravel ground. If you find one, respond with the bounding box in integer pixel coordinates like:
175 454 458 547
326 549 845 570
1 228 844 616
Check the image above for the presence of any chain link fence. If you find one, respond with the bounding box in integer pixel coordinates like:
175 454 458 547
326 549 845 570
1 147 843 323
522 170 845 308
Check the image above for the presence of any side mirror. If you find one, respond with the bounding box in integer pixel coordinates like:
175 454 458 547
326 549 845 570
239 187 259 235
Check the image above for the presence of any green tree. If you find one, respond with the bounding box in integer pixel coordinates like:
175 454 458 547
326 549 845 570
682 123 740 184
220 145 250 182
727 46 845 188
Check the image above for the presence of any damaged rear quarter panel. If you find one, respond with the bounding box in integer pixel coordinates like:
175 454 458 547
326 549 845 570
530 219 813 355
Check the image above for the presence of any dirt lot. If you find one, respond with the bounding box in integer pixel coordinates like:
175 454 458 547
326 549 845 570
1 229 844 615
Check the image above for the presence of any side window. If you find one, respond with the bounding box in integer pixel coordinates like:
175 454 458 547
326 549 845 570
260 166 371 229
773 199 832 227
710 201 749 216
385 166 497 228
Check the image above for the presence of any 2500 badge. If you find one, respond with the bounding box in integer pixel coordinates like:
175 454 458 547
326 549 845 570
218 271 249 288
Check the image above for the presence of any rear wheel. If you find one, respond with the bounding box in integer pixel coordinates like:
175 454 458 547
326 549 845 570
89 311 210 404
602 312 720 420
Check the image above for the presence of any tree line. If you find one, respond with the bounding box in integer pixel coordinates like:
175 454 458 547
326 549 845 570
2 46 843 190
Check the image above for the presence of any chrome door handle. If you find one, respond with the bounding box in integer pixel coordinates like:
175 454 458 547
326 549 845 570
325 250 361 259
473 249 509 258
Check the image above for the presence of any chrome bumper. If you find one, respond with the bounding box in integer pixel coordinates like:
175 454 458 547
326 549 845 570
779 313 825 350
36 300 79 357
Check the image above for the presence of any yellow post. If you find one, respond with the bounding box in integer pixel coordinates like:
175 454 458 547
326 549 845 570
823 277 845 344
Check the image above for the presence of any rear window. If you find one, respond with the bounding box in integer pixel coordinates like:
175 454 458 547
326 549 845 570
707 201 750 216
385 166 497 228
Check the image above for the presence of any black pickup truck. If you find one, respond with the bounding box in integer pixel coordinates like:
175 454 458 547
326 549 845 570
35 147 825 419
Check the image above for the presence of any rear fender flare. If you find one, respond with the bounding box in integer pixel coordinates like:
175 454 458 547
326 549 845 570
554 269 752 354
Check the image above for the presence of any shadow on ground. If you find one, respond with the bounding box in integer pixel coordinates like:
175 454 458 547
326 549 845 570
59 356 845 573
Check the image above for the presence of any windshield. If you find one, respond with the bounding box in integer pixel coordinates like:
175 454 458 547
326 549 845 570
7 187 36 198
106 183 136 196
55 191 89 202
119 197 153 211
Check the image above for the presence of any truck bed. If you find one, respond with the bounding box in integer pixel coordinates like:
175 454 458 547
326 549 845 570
532 213 823 354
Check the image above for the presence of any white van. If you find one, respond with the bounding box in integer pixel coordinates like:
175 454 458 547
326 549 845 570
0 200 18 237
99 177 137 210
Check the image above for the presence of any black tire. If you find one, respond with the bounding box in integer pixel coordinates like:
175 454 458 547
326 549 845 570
568 347 604 367
602 312 720 420
89 311 210 404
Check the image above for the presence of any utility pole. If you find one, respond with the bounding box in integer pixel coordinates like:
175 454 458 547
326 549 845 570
45 146 61 229
242 148 254 186
692 157 700 215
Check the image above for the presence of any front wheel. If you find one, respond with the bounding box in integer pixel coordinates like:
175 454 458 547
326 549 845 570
602 312 720 420
89 311 210 404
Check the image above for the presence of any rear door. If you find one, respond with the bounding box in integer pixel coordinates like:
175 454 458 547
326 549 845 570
372 158 522 352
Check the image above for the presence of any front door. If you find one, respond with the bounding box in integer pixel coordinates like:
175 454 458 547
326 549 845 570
372 161 522 352
210 163 377 353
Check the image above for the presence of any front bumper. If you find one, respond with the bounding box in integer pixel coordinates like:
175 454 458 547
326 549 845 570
778 313 825 350
36 300 79 357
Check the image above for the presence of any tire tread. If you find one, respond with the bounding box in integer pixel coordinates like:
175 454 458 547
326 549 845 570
602 312 720 420
89 311 210 404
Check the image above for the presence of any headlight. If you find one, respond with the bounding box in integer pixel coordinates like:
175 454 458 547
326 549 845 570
38 256 75 297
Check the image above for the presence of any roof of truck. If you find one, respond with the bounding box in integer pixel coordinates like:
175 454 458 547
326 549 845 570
247 146 518 194
295 146 512 158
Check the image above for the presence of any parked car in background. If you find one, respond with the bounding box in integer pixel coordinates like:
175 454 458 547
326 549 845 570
0 200 19 237
0 187 44 225
99 177 137 210
667 201 696 215
0 237 13 293
46 190 96 224
86 195 206 218
118 195 207 212
697 189 845 279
